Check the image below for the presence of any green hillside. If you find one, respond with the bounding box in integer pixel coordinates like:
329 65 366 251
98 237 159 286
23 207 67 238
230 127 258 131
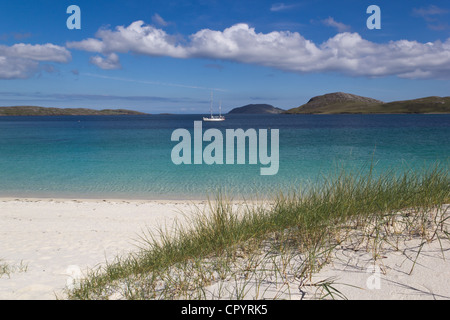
285 92 450 114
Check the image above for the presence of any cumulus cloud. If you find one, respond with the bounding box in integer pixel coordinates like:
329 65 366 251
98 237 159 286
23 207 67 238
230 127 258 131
67 21 450 79
90 53 121 70
0 43 71 79
68 21 186 58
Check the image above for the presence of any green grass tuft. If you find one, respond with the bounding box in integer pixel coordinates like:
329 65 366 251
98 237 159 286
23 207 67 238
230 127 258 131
66 162 450 300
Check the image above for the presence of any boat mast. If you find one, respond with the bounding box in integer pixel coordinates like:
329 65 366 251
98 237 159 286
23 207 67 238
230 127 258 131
210 91 213 118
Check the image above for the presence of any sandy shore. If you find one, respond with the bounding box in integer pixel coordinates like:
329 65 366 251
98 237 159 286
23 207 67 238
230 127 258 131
0 198 207 300
1 198 449 300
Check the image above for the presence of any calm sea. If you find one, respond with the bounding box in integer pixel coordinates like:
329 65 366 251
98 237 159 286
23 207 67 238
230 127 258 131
0 114 448 199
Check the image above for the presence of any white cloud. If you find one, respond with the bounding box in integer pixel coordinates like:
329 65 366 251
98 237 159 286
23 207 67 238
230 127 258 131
67 38 105 53
321 17 351 32
68 21 186 58
0 56 38 79
90 53 121 70
0 43 71 79
67 21 450 79
0 43 71 63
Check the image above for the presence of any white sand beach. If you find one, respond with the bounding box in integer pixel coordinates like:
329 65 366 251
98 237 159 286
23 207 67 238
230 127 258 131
0 198 449 300
0 198 205 300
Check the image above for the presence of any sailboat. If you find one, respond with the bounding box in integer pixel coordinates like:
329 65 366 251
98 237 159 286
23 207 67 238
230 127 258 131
203 91 225 122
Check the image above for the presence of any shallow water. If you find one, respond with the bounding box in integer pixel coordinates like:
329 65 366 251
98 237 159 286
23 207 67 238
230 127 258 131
0 114 448 199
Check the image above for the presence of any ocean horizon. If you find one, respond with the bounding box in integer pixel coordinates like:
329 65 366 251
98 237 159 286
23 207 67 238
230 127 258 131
0 113 448 200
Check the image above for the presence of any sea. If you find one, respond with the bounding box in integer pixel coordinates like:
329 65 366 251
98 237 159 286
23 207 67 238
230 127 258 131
0 114 448 199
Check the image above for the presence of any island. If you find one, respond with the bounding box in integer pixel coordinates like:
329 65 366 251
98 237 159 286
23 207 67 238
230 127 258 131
228 104 285 114
0 106 147 116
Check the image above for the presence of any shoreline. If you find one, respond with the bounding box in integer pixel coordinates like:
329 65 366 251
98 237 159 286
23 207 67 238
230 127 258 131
0 197 209 203
0 194 213 202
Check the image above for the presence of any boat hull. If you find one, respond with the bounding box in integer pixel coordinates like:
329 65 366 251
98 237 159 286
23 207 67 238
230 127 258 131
203 117 225 122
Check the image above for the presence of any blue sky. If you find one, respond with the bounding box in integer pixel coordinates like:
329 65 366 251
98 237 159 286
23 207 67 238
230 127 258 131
0 0 449 113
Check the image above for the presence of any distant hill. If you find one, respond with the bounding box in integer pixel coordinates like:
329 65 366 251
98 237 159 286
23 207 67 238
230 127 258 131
228 104 285 114
285 92 383 114
0 106 147 116
285 92 450 114
376 96 450 114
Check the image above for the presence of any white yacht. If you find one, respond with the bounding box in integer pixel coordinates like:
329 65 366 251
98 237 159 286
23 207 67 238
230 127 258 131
203 92 225 122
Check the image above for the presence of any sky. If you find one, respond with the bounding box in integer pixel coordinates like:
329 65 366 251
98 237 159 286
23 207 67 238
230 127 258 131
0 0 449 113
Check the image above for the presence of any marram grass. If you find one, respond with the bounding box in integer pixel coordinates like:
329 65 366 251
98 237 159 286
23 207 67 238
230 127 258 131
66 163 449 300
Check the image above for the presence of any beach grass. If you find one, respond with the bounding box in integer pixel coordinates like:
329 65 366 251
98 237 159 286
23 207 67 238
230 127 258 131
66 162 450 300
0 260 28 279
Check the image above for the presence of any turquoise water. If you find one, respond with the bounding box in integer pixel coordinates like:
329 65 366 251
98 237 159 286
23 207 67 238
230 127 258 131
0 114 448 199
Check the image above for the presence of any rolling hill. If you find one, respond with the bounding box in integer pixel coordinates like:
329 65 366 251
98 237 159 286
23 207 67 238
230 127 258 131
228 104 285 114
285 92 450 114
